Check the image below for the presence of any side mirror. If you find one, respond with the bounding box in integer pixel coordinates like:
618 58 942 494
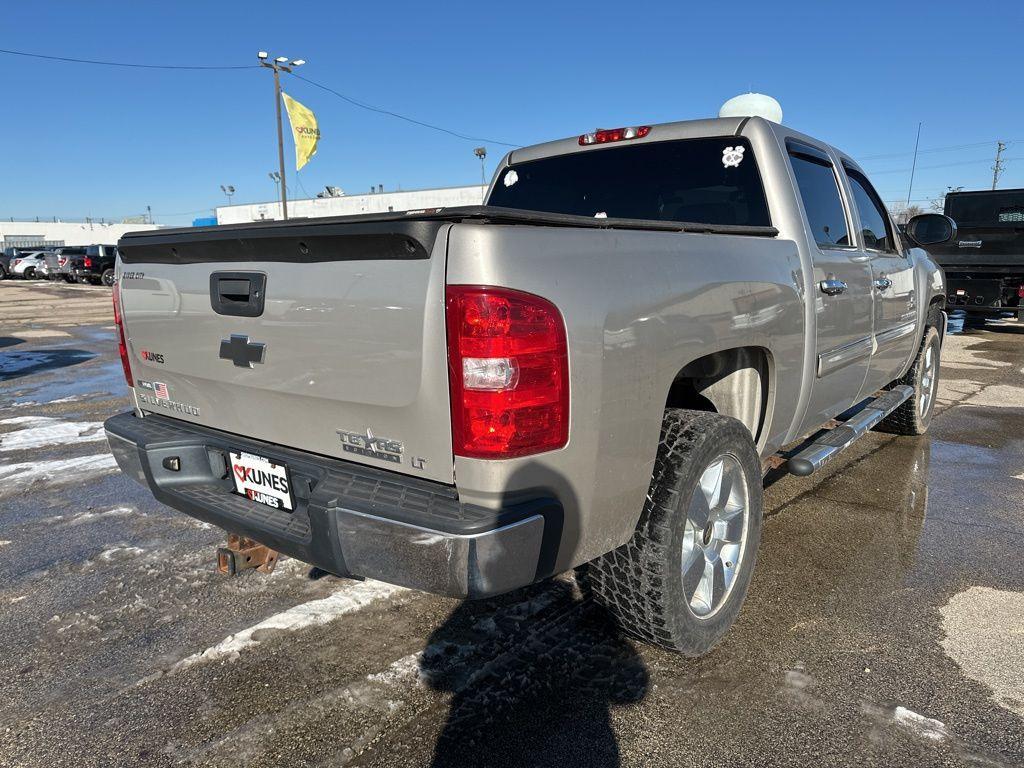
905 213 957 247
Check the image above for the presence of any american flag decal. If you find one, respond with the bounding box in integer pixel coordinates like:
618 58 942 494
154 382 169 400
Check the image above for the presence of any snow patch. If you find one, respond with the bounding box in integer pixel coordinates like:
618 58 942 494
63 506 135 525
366 652 423 686
892 706 949 741
155 580 405 677
0 416 106 451
0 453 117 489
98 546 145 561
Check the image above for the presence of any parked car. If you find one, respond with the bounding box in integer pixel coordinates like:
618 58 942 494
70 244 119 286
2 247 52 279
106 115 955 656
10 251 49 279
51 246 88 283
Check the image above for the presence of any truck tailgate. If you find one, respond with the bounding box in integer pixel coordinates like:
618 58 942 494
116 219 454 484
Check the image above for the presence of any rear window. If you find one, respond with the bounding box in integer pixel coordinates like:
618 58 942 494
487 137 771 227
946 190 1024 226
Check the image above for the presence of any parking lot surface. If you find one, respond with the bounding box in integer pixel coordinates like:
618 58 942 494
1 281 1022 767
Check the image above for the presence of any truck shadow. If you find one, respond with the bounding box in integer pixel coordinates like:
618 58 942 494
421 581 648 768
420 464 649 768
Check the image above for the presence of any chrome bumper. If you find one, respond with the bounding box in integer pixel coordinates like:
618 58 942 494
105 411 557 598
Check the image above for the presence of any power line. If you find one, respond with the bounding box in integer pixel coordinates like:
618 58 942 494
290 72 519 148
865 156 1021 175
0 47 255 70
859 139 1019 161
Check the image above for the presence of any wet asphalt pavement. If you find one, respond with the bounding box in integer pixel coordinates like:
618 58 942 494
0 280 1022 767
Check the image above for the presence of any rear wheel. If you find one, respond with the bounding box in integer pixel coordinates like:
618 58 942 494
0 266 7 280
582 409 763 656
23 267 35 279
101 268 116 287
876 325 941 436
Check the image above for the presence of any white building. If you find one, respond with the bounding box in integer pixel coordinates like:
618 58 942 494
0 220 162 249
215 184 486 225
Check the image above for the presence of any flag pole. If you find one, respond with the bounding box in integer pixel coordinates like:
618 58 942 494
258 52 305 220
273 67 288 220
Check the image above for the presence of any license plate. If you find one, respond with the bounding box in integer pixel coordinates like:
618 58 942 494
229 450 294 511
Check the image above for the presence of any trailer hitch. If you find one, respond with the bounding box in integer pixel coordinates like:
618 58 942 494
216 534 280 576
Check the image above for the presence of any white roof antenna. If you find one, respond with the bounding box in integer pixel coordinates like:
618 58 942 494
719 93 783 124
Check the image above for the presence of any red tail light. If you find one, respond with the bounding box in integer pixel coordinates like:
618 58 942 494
579 125 650 146
1017 284 1024 299
83 257 93 268
58 256 67 266
446 286 569 458
112 284 133 388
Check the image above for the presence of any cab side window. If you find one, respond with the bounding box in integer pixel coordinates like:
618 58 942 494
787 144 851 249
845 168 896 253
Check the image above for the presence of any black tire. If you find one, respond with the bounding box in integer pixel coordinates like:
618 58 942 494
0 266 7 280
23 267 35 279
581 409 763 656
875 325 941 436
101 268 116 287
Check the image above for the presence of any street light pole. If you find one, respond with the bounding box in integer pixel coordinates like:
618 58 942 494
474 147 487 191
257 51 306 220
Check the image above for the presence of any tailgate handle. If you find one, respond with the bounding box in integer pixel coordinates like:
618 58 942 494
210 272 266 317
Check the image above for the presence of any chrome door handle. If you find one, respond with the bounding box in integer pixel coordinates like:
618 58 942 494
819 279 848 296
873 277 893 291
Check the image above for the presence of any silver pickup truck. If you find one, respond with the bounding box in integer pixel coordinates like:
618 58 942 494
105 116 956 655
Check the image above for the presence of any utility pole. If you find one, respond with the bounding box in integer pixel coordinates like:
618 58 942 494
906 122 922 207
992 141 1006 190
257 51 306 220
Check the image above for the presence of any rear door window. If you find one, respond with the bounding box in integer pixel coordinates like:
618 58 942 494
787 144 851 249
845 167 896 253
487 137 771 227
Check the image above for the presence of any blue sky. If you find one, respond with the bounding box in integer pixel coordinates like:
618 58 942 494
4 1 1022 225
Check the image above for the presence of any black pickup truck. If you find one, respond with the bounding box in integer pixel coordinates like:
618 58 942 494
929 188 1024 319
69 244 119 286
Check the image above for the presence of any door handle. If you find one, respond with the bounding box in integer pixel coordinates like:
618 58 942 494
819 279 847 296
873 277 893 291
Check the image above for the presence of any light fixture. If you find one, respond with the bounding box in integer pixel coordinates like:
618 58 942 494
291 59 306 67
257 51 269 60
275 56 288 63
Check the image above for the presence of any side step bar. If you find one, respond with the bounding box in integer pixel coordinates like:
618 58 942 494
787 385 914 476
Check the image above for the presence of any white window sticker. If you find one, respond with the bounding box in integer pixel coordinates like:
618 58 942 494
722 146 745 168
503 169 519 187
594 211 608 218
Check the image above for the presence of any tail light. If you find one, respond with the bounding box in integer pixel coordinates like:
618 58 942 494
58 256 67 266
112 283 133 388
83 257 93 268
11 259 20 267
1017 284 1024 299
579 125 650 146
446 286 569 458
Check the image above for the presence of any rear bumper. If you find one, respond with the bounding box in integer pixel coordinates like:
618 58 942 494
104 411 560 598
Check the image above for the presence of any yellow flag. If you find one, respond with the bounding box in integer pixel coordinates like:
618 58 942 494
282 92 320 171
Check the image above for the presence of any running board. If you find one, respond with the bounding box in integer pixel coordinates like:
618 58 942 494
786 385 914 476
